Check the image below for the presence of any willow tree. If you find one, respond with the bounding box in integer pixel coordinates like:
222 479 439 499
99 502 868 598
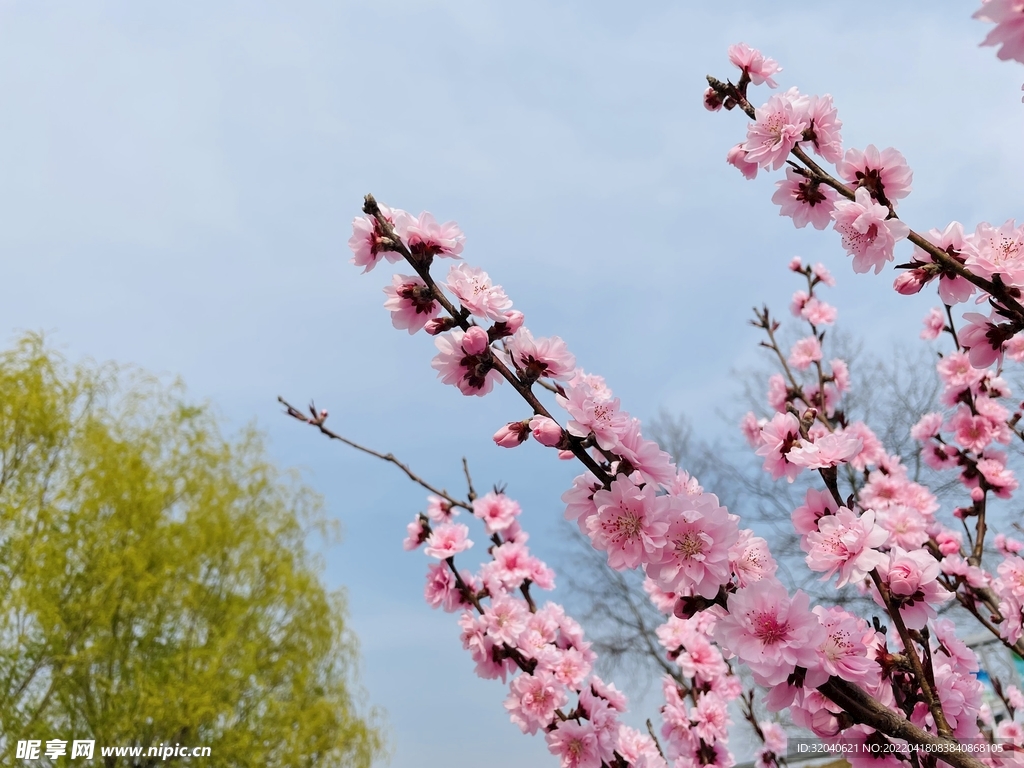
0 335 384 767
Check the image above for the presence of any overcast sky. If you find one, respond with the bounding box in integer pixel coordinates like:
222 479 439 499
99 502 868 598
1 2 1022 766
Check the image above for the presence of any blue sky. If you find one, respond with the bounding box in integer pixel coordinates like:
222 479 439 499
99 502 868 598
1 2 1023 766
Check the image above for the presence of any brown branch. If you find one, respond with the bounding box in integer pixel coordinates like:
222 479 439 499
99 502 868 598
277 395 473 512
820 678 986 768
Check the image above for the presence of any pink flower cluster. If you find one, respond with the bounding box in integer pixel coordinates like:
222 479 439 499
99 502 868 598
717 40 1024 367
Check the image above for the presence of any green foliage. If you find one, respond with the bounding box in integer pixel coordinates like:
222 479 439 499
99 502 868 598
0 335 386 767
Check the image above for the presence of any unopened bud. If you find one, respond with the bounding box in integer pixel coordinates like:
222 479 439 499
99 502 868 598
425 317 455 336
529 416 564 447
462 326 490 355
893 269 928 296
703 87 723 112
493 420 531 448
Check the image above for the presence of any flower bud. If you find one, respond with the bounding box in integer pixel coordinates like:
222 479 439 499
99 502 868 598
703 87 723 112
425 317 455 336
893 269 928 296
462 326 490 355
529 416 564 447
493 420 530 448
726 144 758 180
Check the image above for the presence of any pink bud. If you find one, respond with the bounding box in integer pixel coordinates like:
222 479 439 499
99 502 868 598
425 317 454 336
504 310 525 334
493 420 530 448
703 87 723 112
937 534 960 556
788 256 803 272
970 487 985 502
529 416 564 447
726 144 758 180
893 270 926 296
462 326 489 355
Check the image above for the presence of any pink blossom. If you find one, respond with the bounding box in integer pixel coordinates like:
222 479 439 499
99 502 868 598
431 327 503 396
425 495 456 523
712 578 825 686
485 541 533 590
940 554 990 590
728 42 782 87
383 274 439 333
424 562 464 611
730 529 778 587
996 533 1024 555
772 169 836 230
616 726 666 768
691 692 731 743
875 546 952 629
1007 334 1024 361
741 412 765 447
792 488 838 537
459 610 507 681
915 222 977 304
838 145 913 204
977 451 1020 498
995 557 1024 644
744 89 809 171
557 381 631 451
813 262 836 286
645 494 739 598
401 211 465 260
876 505 929 550
813 606 878 686
831 187 910 274
404 516 428 551
840 421 886 471
786 335 819 372
726 144 758 180
949 405 995 452
647 586 685 625
493 420 530 448
545 720 602 768
920 308 945 340
504 671 569 734
767 373 789 412
960 312 1008 368
966 219 1024 287
932 619 980 673
423 522 472 559
761 722 788 756
805 508 888 587
975 0 1024 64
348 204 406 272
529 416 565 447
937 350 987 391
562 472 602 534
801 297 837 326
484 594 529 645
755 412 804 482
508 328 576 382
787 432 862 469
446 263 513 321
473 491 521 534
588 477 668 570
830 358 849 392
802 94 843 164
615 419 677 487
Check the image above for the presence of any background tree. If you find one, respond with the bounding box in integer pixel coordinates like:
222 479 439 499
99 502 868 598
0 334 385 768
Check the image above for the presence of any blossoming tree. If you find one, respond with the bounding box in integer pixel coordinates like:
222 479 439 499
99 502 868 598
283 5 1024 768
